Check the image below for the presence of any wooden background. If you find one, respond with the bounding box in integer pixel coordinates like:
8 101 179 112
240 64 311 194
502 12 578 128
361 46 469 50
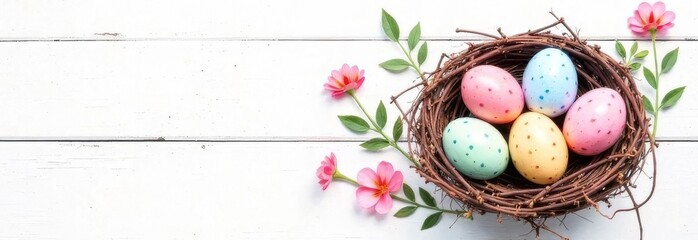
0 0 694 239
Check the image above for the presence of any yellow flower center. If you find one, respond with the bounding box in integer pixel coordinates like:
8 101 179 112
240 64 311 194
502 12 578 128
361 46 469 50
374 181 389 197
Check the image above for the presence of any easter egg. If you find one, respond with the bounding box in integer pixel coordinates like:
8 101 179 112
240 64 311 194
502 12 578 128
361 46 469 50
461 65 524 124
563 88 627 156
522 48 578 117
442 117 510 180
509 112 568 185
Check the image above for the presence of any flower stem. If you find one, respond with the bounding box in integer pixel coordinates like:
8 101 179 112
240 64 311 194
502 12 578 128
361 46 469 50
335 173 464 215
397 42 428 84
650 30 659 140
333 170 358 186
347 91 420 167
390 194 465 215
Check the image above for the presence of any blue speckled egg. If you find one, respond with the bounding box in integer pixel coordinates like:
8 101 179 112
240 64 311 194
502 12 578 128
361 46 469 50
441 117 509 180
522 48 578 117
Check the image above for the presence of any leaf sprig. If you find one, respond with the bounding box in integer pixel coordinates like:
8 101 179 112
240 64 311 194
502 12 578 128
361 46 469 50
615 37 685 139
392 184 467 230
379 9 428 80
333 9 468 231
616 40 648 71
337 100 402 152
373 9 472 231
337 93 414 166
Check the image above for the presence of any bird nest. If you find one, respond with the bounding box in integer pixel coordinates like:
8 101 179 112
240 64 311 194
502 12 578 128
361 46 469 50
394 15 656 238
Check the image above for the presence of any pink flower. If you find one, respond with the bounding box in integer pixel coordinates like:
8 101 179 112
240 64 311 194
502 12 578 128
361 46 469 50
356 161 403 214
628 2 675 34
316 153 337 190
324 64 365 97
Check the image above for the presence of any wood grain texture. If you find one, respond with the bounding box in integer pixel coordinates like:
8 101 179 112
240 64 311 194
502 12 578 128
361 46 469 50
0 142 691 239
0 0 694 239
0 0 694 40
0 41 693 140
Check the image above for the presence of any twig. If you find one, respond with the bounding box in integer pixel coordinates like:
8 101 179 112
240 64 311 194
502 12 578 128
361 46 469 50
455 28 501 39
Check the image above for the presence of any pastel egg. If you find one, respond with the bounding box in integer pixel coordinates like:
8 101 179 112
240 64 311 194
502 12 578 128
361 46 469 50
563 88 627 156
442 117 510 180
509 112 568 185
461 65 524 124
522 48 578 117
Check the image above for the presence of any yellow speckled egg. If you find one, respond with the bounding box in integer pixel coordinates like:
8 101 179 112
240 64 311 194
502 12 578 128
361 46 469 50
509 112 568 185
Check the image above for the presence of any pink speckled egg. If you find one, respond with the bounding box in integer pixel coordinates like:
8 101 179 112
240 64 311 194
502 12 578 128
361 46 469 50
563 88 627 156
461 65 524 124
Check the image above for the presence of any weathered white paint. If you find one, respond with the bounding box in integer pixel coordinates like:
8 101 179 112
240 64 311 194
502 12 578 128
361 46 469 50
0 142 691 239
0 0 693 239
0 41 693 140
0 0 694 40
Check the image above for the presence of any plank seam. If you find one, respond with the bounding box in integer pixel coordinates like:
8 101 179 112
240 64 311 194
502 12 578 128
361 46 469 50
0 37 695 43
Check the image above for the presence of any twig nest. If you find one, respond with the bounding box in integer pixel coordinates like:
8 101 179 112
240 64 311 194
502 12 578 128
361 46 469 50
403 19 651 224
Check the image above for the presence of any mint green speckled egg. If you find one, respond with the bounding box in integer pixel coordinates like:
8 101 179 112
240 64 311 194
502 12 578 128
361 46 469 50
442 117 510 180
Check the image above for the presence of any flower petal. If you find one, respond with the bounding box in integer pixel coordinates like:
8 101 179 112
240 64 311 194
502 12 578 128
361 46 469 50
319 179 330 190
633 11 646 26
357 168 379 189
657 22 674 31
637 2 652 24
317 154 337 190
354 76 365 90
327 153 337 166
324 64 365 98
349 65 360 81
630 25 648 34
323 83 338 91
356 187 380 208
326 77 344 88
331 91 346 97
374 193 393 214
324 87 340 97
628 16 643 27
387 171 404 192
651 2 666 18
376 161 395 184
340 64 352 78
322 166 334 176
316 167 325 178
332 69 344 80
659 11 675 26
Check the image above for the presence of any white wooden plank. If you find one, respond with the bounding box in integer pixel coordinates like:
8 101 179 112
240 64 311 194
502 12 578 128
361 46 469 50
0 0 694 40
0 141 689 239
0 40 693 140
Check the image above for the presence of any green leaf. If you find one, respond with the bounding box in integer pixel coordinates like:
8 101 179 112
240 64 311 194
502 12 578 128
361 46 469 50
418 187 436 207
381 9 400 42
660 86 686 110
338 115 370 133
630 41 638 56
360 138 390 151
403 183 415 202
634 50 649 59
642 95 654 115
379 59 410 72
394 206 418 218
661 48 679 73
393 116 403 141
643 67 657 89
418 42 428 66
615 41 626 60
421 212 443 230
408 22 421 51
376 101 387 129
629 62 641 71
